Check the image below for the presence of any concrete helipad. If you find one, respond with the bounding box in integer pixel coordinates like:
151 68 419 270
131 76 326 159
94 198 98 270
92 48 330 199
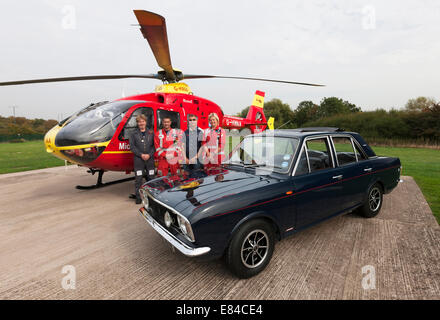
0 166 439 299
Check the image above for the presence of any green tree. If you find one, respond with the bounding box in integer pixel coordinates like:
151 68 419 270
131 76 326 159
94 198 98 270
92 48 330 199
236 106 249 118
264 99 295 129
318 97 361 118
43 120 58 132
0 116 58 139
293 101 319 127
405 97 437 112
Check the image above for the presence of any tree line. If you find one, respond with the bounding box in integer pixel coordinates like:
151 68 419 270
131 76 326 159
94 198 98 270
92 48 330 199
238 96 440 145
1 96 439 145
0 116 58 142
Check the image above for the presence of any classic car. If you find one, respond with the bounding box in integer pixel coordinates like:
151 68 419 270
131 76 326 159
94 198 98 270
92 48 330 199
138 128 401 278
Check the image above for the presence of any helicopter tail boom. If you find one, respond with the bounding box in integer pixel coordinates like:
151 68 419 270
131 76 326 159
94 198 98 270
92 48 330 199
222 91 267 133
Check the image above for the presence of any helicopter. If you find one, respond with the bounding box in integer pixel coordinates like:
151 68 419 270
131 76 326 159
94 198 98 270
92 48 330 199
0 10 324 189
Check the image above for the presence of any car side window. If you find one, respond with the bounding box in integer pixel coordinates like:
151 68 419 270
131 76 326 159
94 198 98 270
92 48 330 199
353 142 367 161
295 146 310 176
120 107 154 140
332 136 358 166
305 138 333 173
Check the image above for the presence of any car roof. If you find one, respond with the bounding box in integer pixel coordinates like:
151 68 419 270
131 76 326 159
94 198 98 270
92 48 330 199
249 128 377 158
253 128 358 138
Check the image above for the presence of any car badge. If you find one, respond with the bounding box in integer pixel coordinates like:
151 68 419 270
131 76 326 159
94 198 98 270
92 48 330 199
178 181 200 190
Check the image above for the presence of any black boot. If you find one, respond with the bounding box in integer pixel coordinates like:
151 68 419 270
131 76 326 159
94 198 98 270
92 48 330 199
136 197 142 204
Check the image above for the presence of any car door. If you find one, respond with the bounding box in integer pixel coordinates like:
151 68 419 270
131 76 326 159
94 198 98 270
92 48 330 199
292 136 345 230
330 135 375 209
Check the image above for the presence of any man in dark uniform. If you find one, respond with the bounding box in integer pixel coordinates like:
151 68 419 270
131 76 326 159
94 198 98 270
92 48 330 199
182 114 204 174
129 114 155 204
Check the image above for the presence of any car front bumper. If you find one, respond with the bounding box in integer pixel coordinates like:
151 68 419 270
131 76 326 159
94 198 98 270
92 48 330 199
138 207 211 257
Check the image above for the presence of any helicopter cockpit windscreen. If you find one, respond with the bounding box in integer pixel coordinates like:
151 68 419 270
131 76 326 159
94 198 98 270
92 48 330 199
55 100 143 147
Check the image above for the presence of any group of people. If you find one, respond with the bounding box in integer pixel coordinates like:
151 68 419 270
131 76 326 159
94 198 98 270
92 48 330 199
129 112 226 204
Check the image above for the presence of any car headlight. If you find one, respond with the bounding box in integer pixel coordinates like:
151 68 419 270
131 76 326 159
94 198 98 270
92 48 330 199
164 211 173 228
177 215 195 242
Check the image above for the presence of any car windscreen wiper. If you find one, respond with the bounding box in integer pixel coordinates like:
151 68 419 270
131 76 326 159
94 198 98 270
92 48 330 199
243 163 262 167
225 160 245 166
225 160 266 168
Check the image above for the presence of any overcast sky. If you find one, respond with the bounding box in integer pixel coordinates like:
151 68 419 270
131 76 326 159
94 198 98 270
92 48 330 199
1 0 439 120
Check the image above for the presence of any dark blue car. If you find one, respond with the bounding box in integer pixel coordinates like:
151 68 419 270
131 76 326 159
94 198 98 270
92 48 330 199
138 128 401 278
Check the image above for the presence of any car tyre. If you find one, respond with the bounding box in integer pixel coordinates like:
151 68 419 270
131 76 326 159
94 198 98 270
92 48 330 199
226 219 275 279
359 183 383 218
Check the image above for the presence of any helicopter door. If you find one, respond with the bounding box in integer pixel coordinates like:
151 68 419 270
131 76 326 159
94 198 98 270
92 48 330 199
120 107 154 140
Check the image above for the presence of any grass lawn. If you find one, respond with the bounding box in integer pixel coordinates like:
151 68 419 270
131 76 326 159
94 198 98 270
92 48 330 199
371 145 440 224
0 140 66 174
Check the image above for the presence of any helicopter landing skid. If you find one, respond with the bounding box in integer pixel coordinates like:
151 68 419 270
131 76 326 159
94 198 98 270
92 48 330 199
76 169 134 190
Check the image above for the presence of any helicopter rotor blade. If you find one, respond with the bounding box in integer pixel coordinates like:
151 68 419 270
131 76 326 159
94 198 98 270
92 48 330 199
182 74 325 87
0 74 160 87
133 10 176 82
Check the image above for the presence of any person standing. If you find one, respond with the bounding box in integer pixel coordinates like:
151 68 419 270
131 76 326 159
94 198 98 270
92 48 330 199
182 114 204 173
129 114 155 204
203 113 226 170
154 117 183 176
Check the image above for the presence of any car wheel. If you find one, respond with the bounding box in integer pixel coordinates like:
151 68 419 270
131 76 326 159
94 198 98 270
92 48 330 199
359 183 383 218
226 219 275 279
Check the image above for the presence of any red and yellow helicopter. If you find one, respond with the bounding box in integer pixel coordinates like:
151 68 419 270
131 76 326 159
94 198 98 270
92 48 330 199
0 10 323 189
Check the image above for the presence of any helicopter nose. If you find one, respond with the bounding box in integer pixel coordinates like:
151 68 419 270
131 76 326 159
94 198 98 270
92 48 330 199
43 124 75 163
51 124 110 165
44 125 61 153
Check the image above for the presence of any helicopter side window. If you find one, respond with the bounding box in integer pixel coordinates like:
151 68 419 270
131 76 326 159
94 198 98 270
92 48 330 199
120 107 154 140
157 109 180 129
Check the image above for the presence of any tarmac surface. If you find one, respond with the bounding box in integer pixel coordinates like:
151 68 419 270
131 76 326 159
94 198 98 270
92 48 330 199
0 166 439 300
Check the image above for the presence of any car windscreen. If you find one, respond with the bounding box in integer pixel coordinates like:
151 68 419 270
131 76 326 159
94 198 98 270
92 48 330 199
225 135 299 174
55 100 143 147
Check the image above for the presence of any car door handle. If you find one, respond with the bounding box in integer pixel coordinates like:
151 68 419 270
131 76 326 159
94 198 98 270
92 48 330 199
332 175 343 180
364 168 373 172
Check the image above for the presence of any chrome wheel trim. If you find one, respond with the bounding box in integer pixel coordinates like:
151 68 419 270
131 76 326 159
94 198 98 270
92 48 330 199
369 187 381 212
241 229 269 269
